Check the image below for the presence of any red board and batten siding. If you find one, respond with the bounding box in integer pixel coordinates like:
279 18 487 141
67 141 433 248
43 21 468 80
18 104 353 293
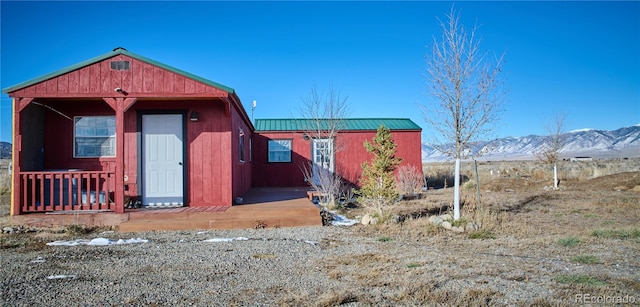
231 105 253 202
9 55 228 98
252 130 422 188
336 130 423 186
123 100 235 207
252 132 310 187
182 101 233 206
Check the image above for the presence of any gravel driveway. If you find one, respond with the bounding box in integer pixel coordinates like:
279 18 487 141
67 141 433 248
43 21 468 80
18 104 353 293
2 225 639 306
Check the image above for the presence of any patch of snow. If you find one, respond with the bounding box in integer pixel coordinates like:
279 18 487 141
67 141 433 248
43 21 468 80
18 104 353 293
330 212 359 226
31 257 46 263
203 237 249 243
304 240 319 246
46 238 148 246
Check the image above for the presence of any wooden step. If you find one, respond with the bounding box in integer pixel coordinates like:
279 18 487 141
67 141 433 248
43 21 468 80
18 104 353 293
118 201 322 232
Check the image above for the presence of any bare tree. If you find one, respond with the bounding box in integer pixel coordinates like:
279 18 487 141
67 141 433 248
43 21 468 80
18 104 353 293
423 6 506 220
298 85 351 209
536 113 567 190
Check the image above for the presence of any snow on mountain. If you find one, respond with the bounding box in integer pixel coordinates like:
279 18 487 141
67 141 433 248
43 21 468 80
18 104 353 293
423 125 640 162
569 128 594 133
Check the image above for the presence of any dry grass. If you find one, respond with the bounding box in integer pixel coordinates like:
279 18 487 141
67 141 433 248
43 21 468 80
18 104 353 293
307 163 640 305
425 158 640 185
0 159 10 219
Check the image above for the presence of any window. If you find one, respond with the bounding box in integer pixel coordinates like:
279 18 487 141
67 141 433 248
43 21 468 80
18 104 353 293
268 139 292 163
74 116 116 157
110 61 130 70
239 129 245 162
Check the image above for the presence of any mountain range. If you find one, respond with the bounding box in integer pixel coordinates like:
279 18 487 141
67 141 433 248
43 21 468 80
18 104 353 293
422 124 640 162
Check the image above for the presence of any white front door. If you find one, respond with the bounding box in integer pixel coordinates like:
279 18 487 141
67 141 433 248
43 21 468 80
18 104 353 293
142 114 184 207
312 138 334 185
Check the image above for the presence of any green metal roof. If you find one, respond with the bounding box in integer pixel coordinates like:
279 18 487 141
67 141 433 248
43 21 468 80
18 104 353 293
2 47 235 94
254 118 421 132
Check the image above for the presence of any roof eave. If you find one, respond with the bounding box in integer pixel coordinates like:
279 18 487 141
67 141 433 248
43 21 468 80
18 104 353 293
2 49 122 94
2 48 236 95
119 49 235 94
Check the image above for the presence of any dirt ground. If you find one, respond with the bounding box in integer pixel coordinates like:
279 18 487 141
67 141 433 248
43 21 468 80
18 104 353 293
1 161 639 306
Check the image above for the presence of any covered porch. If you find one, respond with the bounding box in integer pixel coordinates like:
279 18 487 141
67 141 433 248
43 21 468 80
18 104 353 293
11 97 129 215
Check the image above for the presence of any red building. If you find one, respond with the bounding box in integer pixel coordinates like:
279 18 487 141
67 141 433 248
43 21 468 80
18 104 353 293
252 119 423 188
3 49 422 216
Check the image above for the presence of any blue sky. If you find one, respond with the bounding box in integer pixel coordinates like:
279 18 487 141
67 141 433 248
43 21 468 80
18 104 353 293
1 1 639 144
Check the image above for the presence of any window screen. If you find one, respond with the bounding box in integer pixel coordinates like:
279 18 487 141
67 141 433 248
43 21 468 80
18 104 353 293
268 139 292 163
74 116 116 157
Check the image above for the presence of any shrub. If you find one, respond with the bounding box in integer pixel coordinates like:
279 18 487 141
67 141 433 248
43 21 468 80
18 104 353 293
554 274 606 286
462 179 476 191
570 255 599 264
396 165 424 196
558 237 580 247
591 228 640 239
468 229 496 240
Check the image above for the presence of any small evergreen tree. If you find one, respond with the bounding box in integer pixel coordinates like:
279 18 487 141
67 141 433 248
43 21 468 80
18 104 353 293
358 125 403 215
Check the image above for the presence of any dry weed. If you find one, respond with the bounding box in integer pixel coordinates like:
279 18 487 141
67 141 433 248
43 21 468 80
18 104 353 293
398 285 501 307
314 290 360 307
277 290 311 307
0 163 10 219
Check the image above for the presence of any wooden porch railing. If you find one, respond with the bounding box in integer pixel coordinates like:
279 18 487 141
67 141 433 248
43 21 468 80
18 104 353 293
19 170 116 213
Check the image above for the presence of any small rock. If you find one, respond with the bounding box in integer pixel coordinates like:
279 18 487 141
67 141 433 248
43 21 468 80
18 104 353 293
632 185 640 192
613 186 628 191
441 221 452 230
361 214 372 225
451 226 464 233
2 227 14 234
440 214 452 221
431 216 444 226
320 210 333 226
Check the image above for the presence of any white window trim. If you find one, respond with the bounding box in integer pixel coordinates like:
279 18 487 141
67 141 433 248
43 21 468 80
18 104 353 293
239 129 246 163
73 116 116 158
